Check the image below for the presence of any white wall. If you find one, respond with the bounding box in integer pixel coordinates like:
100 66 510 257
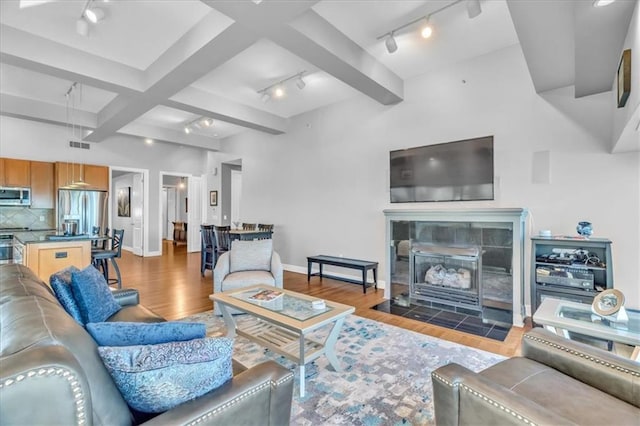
0 117 209 254
220 44 640 309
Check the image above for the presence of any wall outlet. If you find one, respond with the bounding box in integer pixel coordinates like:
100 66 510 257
223 215 227 220
39 216 45 221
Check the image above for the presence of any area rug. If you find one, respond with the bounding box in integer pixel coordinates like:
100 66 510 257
180 311 505 425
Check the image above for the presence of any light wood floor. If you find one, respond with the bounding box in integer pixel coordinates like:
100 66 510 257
117 241 530 357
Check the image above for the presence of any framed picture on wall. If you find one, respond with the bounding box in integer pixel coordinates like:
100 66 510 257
117 187 131 217
617 49 631 108
210 190 218 206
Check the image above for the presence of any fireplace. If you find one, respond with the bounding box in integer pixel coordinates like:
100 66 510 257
384 208 528 326
410 243 481 313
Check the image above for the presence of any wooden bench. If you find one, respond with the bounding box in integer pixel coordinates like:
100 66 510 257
307 255 378 294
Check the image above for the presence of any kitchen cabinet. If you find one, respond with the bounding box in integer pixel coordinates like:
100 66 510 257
23 240 91 284
30 161 55 208
0 158 31 187
55 162 109 191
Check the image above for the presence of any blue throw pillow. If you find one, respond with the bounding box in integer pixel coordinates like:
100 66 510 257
98 337 233 413
50 266 84 325
86 322 206 346
71 265 121 323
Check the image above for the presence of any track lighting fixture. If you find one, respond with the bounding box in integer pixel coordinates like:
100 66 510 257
257 71 307 102
76 0 106 36
385 33 398 53
183 116 214 134
84 7 104 23
592 0 616 6
420 18 433 39
466 0 482 19
377 0 482 54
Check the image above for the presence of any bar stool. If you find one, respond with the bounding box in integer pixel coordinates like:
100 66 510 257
200 224 215 276
92 229 124 289
242 223 257 231
213 225 231 266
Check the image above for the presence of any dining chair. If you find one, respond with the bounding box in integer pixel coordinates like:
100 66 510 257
242 223 257 231
213 225 231 266
91 229 124 289
256 224 274 240
200 224 216 276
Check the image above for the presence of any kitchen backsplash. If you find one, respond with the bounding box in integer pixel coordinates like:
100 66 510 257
0 207 55 230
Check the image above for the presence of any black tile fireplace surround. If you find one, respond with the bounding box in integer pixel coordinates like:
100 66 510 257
384 208 528 327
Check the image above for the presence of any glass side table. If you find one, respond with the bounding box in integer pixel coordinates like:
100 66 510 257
533 297 640 361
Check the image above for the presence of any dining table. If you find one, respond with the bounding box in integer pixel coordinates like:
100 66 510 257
229 229 273 241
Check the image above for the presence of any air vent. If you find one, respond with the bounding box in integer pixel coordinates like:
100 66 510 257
69 141 90 150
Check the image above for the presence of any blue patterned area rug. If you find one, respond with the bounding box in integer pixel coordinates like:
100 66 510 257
181 312 505 425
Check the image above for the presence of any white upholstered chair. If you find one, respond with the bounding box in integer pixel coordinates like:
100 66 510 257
213 239 283 315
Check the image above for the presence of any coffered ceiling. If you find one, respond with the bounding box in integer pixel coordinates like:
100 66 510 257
0 0 635 150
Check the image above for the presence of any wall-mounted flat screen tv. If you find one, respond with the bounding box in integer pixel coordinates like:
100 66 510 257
390 136 494 203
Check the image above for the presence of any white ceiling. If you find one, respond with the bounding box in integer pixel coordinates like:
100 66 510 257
0 0 636 149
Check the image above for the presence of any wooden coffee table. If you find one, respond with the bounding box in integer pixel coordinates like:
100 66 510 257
210 285 355 397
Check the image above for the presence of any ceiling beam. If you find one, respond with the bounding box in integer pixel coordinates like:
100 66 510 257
207 1 404 105
166 87 288 135
118 122 221 151
85 23 258 142
272 11 403 105
0 93 96 128
0 25 144 95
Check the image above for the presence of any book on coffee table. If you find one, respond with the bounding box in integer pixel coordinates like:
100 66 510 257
248 289 283 303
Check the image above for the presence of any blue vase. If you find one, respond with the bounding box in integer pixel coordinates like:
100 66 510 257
576 221 593 238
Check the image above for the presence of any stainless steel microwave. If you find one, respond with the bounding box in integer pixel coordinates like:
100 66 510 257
0 187 31 206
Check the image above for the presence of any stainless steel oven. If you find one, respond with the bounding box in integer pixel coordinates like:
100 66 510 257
0 234 13 264
0 228 28 264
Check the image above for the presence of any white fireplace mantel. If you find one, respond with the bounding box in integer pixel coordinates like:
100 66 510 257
383 208 529 326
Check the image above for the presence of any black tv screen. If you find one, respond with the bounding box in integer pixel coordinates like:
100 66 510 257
390 136 494 203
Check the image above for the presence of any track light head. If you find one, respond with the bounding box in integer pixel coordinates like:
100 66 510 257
421 19 433 39
466 0 482 19
385 33 398 54
84 7 105 23
260 92 271 103
76 18 89 36
184 126 191 134
274 87 285 98
295 76 306 90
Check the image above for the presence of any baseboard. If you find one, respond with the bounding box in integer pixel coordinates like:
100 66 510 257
283 263 386 289
145 250 162 257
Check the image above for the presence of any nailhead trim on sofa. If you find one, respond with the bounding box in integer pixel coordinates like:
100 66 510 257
1 367 88 425
524 334 640 377
186 373 294 425
431 372 536 426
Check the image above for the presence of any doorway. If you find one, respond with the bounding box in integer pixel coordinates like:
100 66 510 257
110 167 149 256
158 172 203 254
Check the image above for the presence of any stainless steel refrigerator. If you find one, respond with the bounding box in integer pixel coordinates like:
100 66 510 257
58 190 108 235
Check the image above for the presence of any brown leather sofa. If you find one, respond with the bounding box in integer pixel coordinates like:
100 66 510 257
0 264 294 426
431 327 639 425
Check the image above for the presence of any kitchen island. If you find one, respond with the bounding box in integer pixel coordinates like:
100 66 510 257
13 231 95 283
